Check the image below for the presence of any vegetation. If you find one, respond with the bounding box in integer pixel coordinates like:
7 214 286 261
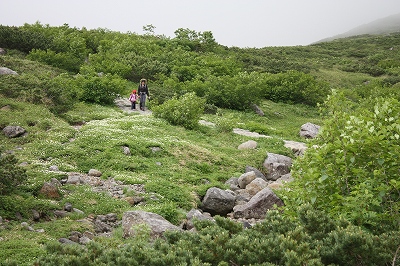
0 22 399 265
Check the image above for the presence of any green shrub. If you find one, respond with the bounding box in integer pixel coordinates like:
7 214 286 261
0 153 27 195
27 49 82 73
282 91 400 228
35 205 400 265
0 25 50 53
263 70 330 106
153 92 206 129
76 73 127 105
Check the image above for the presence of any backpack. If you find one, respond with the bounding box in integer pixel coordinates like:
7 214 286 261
129 94 137 102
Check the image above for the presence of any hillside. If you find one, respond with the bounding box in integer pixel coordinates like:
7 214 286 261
0 24 400 265
316 12 400 43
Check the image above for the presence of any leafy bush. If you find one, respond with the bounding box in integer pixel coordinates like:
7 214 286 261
282 91 400 228
75 73 127 105
153 92 206 129
27 49 82 73
0 153 27 195
0 25 50 53
263 70 330 106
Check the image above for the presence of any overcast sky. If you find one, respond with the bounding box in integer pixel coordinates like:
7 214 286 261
1 0 400 48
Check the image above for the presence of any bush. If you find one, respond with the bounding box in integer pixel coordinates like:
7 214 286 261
0 153 27 195
153 92 205 129
263 70 330 106
282 91 400 228
76 73 127 105
35 205 400 265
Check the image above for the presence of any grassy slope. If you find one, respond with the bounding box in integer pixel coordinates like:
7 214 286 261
2 32 398 264
0 92 322 265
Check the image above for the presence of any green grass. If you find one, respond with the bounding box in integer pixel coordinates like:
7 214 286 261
0 97 323 265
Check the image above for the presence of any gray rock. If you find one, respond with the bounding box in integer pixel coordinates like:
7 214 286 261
300 122 320 139
88 169 102 177
245 178 268 196
59 238 78 245
200 187 236 216
284 140 307 156
122 210 182 239
225 177 239 191
233 188 284 219
2 126 26 138
245 166 267 181
49 165 59 171
238 140 257 150
64 202 73 212
0 67 18 75
32 209 40 221
251 104 264 116
66 173 82 184
263 153 292 181
238 171 256 189
122 146 131 155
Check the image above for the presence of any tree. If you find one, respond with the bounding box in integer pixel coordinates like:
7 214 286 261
281 91 400 229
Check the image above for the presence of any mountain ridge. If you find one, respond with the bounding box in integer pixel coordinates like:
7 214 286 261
315 12 400 43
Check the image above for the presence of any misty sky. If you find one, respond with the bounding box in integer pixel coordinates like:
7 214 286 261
1 0 400 48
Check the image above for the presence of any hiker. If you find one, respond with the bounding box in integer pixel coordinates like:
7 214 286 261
138 78 150 111
129 89 138 110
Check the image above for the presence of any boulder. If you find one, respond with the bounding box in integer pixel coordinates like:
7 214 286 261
122 210 182 239
300 122 320 139
2 125 26 138
201 187 235 216
225 177 240 191
88 169 102 177
238 140 257 150
250 104 264 116
0 67 17 75
238 171 256 189
263 153 292 181
39 182 61 199
184 209 215 230
245 178 268 196
284 140 307 156
233 188 284 219
245 166 267 181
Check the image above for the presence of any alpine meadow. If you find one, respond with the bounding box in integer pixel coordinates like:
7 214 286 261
0 23 400 265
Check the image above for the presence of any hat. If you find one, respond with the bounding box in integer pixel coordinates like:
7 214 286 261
140 78 147 83
133 90 136 93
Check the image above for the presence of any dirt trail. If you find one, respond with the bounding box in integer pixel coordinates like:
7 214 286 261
114 97 152 115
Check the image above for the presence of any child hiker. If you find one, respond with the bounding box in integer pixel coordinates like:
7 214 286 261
129 89 138 110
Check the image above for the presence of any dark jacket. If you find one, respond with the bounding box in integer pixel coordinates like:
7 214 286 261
138 84 149 97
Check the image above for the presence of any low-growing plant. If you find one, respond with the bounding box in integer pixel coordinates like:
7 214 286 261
153 92 206 129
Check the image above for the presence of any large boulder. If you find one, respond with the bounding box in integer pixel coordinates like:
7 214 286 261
233 187 284 219
184 209 215 230
3 126 26 138
122 210 182 239
245 178 268 196
238 140 257 150
238 171 257 189
201 187 236 216
284 140 307 156
245 166 267 181
0 67 18 75
300 122 320 139
263 153 292 181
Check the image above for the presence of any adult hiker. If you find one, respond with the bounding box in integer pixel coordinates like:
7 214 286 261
138 78 150 111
